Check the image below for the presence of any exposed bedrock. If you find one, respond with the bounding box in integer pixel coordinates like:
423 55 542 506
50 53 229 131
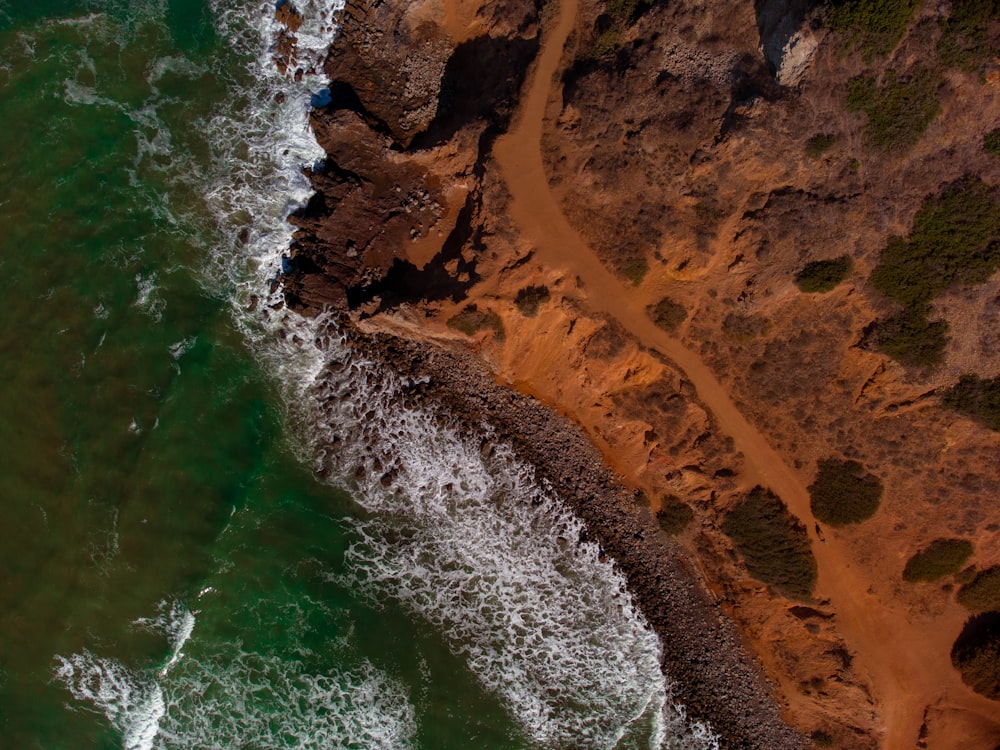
281 0 540 314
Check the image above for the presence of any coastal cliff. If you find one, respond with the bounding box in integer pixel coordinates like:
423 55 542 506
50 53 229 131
278 0 1000 747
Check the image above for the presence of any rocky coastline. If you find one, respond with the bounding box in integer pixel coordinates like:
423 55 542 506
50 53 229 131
338 322 806 749
274 0 1000 746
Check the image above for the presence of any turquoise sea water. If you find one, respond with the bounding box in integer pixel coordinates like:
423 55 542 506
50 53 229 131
0 2 717 747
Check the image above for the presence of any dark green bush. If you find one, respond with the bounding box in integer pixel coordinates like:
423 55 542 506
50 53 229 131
958 566 1000 612
951 612 1000 699
446 305 504 341
938 0 1000 71
722 487 817 600
513 285 550 317
810 730 835 748
795 256 852 293
826 0 921 58
846 69 940 150
985 128 1000 158
867 179 1000 367
620 257 649 286
943 374 1000 432
903 539 975 582
656 494 694 535
808 458 883 526
870 179 1000 307
805 133 837 159
870 307 948 367
649 297 687 332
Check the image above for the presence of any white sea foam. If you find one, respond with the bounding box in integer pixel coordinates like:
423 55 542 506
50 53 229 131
57 602 416 750
187 2 719 747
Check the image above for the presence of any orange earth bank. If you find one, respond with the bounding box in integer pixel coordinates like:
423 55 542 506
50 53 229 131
366 0 1000 746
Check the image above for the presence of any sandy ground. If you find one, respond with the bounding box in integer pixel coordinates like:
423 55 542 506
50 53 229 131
490 0 1000 746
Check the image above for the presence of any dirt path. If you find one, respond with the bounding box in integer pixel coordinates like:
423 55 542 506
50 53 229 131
492 0 996 746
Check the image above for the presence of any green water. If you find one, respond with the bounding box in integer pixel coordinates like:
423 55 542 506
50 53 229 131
0 2 522 746
0 2 711 747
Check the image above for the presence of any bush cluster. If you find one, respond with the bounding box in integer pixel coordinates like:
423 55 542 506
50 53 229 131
986 128 1000 158
846 69 940 151
805 133 837 160
513 285 550 318
808 458 883 526
942 374 1000 432
722 487 817 600
938 0 1000 71
903 538 974 582
951 612 1000 699
649 297 687 333
825 0 922 58
722 313 771 341
619 257 649 286
958 566 1000 612
655 494 694 535
446 305 505 341
869 179 1000 366
795 256 852 293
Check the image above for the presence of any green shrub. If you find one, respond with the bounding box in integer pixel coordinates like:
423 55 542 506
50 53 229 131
805 133 837 159
826 0 921 58
808 458 883 526
649 297 687 332
795 256 852 293
810 730 835 748
620 257 649 286
656 494 694 535
938 0 1000 71
870 307 948 367
446 305 505 341
986 128 1000 158
846 69 940 150
951 612 1000 699
903 539 975 582
722 487 817 600
958 566 1000 612
513 285 550 317
943 374 1000 431
870 179 1000 307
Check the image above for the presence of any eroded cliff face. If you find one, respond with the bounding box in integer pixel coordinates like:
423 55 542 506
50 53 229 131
279 0 1000 747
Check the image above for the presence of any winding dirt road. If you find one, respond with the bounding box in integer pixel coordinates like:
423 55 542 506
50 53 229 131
492 0 998 746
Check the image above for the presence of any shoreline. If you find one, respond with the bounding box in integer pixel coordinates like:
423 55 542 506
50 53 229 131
339 320 805 749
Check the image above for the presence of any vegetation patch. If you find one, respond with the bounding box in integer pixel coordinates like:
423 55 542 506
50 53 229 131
722 487 817 600
942 374 1000 432
795 256 852 293
985 127 1000 158
938 0 1000 71
619 257 649 286
958 566 1000 612
655 494 694 535
903 539 974 582
805 133 837 159
869 307 948 367
868 179 1000 366
846 69 940 150
951 612 1000 699
648 297 687 333
808 458 883 526
591 0 655 56
513 285 550 317
870 179 1000 307
825 0 921 58
446 305 505 341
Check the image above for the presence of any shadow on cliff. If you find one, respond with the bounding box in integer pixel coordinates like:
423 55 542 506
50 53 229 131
410 33 539 150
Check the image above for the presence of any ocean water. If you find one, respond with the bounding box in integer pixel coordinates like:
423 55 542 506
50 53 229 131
0 2 718 747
